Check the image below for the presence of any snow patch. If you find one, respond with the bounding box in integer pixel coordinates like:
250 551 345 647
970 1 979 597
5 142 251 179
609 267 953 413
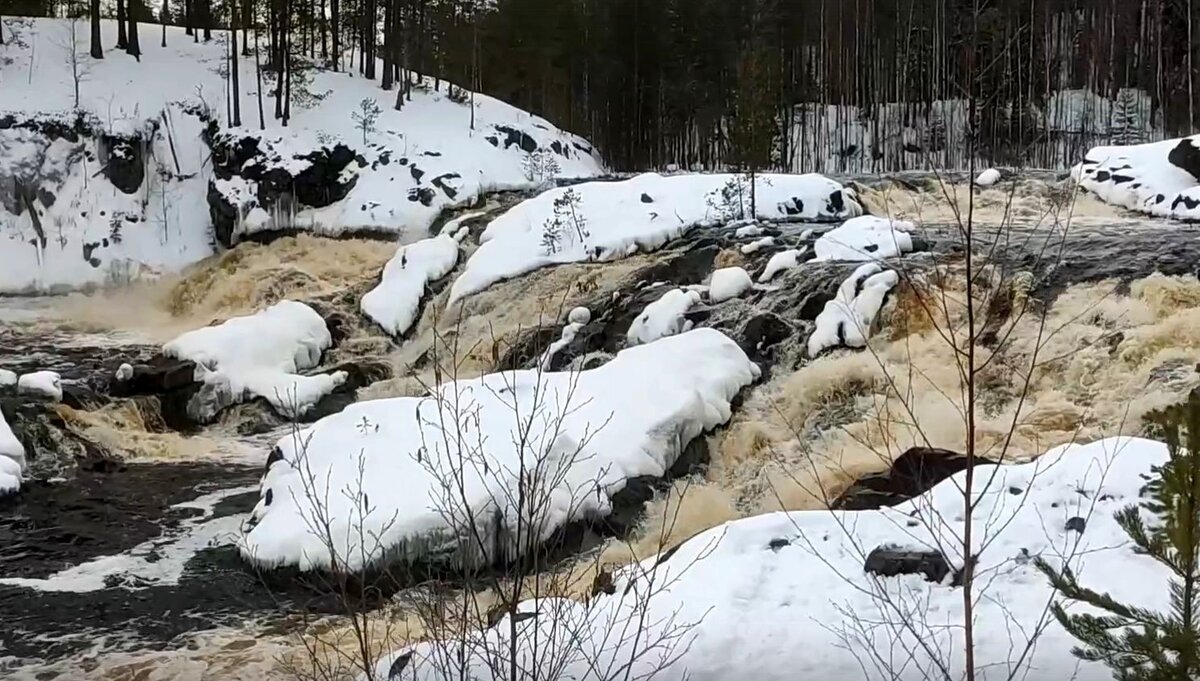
626 288 702 346
0 409 26 495
740 236 775 254
18 371 63 401
708 267 753 303
807 263 898 356
0 369 16 388
448 172 861 303
361 231 463 337
758 249 803 283
813 216 914 262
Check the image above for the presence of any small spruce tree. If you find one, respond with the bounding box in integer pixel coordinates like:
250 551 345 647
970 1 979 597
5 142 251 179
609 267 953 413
1036 393 1200 680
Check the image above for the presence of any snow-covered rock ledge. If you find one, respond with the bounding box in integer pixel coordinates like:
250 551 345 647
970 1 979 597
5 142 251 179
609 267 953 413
1074 135 1200 219
163 300 344 422
368 436 1169 681
238 328 760 572
447 172 863 303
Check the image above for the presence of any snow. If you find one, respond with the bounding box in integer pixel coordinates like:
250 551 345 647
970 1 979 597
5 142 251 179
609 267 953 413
734 225 764 238
447 172 862 303
369 436 1168 681
17 371 63 401
0 409 25 495
0 18 604 293
625 288 701 347
361 230 465 337
807 263 899 357
0 369 16 388
813 216 915 262
163 301 340 418
974 168 1002 186
708 267 753 303
239 328 760 571
758 249 803 283
740 236 775 254
1074 136 1200 220
115 363 134 381
567 306 591 325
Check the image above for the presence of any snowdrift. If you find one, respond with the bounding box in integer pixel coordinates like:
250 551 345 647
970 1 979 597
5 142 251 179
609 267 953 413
0 18 604 292
369 436 1168 681
447 172 863 303
1074 135 1200 220
238 328 760 571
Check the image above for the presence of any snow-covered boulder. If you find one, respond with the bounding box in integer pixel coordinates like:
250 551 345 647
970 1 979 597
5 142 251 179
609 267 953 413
367 436 1170 681
361 229 465 337
708 267 753 303
974 168 1002 186
448 172 862 303
17 371 63 402
807 263 898 356
0 409 26 495
239 328 760 571
740 236 775 254
163 301 342 421
567 306 591 326
0 369 16 389
813 216 915 262
758 249 804 282
1074 135 1200 219
626 288 702 346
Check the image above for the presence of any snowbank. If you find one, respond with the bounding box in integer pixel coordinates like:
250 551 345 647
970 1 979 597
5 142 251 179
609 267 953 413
708 267 753 303
0 409 25 495
813 216 915 262
239 328 760 571
369 436 1168 681
448 172 862 303
17 371 63 401
626 288 701 346
361 229 465 337
807 263 899 356
0 18 605 292
1074 136 1200 220
164 301 340 418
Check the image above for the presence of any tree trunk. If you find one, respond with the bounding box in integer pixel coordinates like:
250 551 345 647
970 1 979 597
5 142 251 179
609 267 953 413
127 0 141 59
116 0 128 49
185 0 192 35
242 0 253 56
330 0 339 70
381 0 394 89
282 0 292 126
231 0 242 126
273 0 283 120
160 0 167 47
255 28 266 129
90 0 103 58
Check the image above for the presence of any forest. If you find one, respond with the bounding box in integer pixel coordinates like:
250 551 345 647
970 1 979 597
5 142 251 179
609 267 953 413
3 0 1197 172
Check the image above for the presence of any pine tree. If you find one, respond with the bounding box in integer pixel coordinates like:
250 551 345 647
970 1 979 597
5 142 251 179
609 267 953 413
89 0 103 58
116 0 128 48
1036 393 1200 680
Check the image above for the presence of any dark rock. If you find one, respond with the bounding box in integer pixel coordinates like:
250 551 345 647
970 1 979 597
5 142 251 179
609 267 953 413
303 360 394 423
864 545 951 583
768 538 790 551
101 134 145 195
833 447 987 510
493 124 538 153
640 193 654 203
739 312 793 360
1065 516 1087 533
1169 137 1200 181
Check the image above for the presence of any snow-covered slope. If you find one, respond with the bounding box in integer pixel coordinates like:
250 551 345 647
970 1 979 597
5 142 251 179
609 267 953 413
1074 135 1200 219
238 328 760 571
370 436 1167 681
0 18 604 293
447 172 863 303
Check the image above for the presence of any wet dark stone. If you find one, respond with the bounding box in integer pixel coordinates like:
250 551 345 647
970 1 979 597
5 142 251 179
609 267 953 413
1169 137 1200 181
864 545 951 583
640 193 654 203
832 447 987 510
1065 516 1087 533
302 360 394 423
768 538 791 551
101 134 145 195
738 312 793 361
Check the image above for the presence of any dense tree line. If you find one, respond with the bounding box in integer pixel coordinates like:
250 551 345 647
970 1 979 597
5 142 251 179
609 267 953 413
10 0 1200 171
